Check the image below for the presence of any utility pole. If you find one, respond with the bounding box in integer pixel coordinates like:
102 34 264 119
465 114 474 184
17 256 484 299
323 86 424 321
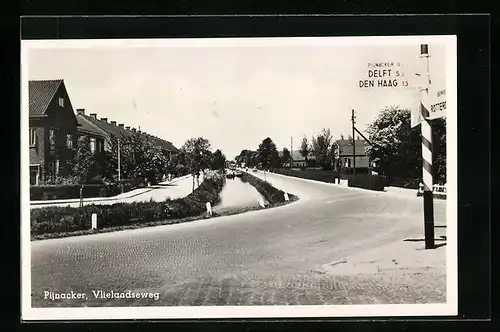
420 44 435 249
117 138 121 181
352 109 356 176
290 136 293 168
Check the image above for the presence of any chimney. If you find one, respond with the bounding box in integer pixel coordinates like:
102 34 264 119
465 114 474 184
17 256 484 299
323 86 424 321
76 109 85 115
118 124 124 128
110 121 117 126
100 118 108 122
90 113 97 119
125 126 130 130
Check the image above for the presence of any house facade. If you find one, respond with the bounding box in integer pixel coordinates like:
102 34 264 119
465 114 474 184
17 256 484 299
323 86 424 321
279 150 316 168
29 80 80 185
29 79 179 185
335 139 370 173
75 109 179 162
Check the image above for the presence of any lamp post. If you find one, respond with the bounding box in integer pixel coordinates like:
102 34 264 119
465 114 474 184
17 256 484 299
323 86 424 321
117 138 121 182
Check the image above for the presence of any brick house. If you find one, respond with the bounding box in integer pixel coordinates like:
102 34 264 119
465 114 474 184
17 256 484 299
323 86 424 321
29 79 80 185
76 109 179 161
336 139 370 173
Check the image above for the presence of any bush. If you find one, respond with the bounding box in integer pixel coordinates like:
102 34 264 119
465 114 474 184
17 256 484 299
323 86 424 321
273 168 340 183
347 174 386 191
31 171 226 236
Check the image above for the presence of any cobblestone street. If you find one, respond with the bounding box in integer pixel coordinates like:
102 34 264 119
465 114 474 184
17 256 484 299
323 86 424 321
31 171 447 308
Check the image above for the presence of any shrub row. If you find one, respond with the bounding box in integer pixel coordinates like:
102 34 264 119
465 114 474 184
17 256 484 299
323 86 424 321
240 172 296 205
347 174 386 191
272 168 340 183
30 178 147 201
31 171 226 236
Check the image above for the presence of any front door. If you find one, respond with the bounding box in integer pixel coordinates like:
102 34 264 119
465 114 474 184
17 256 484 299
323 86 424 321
29 166 39 185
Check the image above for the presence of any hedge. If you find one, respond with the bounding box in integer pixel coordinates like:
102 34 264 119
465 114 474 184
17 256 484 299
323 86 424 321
272 168 340 183
31 171 226 236
347 174 386 191
240 172 297 205
30 178 147 201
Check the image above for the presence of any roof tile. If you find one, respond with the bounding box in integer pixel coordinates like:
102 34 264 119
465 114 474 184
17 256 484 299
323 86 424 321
29 80 63 116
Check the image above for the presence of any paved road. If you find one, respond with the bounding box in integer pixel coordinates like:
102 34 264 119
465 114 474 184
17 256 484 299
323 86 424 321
31 170 446 307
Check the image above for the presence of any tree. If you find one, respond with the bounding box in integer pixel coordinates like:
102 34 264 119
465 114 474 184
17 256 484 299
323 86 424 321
366 106 446 186
181 137 212 191
106 132 169 183
68 135 96 183
282 147 291 167
311 128 336 170
299 136 310 161
257 137 278 169
210 149 226 171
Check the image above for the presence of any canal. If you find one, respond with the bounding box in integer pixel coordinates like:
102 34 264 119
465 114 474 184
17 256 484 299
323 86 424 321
212 176 266 213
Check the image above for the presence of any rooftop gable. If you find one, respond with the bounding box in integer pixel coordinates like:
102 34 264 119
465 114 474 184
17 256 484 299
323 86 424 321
29 79 63 116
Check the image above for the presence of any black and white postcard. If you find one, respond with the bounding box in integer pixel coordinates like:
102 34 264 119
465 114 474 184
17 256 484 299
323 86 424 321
21 35 457 320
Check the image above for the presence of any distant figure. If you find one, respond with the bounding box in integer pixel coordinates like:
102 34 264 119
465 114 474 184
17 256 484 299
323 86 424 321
162 174 167 182
168 173 172 182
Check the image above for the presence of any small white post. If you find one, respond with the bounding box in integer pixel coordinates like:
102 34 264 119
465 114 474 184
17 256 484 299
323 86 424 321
284 193 289 201
91 213 97 230
259 197 265 208
206 202 212 216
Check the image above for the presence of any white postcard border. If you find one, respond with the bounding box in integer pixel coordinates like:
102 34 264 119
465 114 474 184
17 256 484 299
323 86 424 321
21 35 458 320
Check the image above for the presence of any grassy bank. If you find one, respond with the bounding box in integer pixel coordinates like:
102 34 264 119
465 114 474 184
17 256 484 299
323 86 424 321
31 170 225 240
240 172 299 205
31 170 300 241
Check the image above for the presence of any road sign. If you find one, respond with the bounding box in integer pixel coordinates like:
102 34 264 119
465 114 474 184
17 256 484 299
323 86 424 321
428 88 446 120
412 87 446 127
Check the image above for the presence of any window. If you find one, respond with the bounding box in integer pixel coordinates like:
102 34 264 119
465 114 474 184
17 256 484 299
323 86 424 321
29 128 36 146
90 138 96 153
58 97 64 107
48 129 56 148
66 134 73 149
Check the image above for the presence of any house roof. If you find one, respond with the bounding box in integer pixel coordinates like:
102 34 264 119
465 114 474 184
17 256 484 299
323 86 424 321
29 79 64 116
76 115 107 138
79 114 133 138
78 113 179 152
278 150 315 161
336 139 367 156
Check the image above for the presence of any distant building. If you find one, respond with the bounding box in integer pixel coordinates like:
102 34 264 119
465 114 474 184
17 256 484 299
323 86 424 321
279 150 316 168
336 139 370 173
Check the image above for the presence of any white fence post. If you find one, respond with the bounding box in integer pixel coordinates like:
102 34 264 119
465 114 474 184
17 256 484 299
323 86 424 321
206 202 212 216
91 213 97 230
259 197 266 208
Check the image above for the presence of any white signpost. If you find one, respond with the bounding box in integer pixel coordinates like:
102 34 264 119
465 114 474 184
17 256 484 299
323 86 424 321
91 213 97 230
206 202 213 216
284 193 290 201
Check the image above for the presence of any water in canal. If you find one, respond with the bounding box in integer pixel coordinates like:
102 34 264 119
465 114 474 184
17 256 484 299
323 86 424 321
212 176 266 213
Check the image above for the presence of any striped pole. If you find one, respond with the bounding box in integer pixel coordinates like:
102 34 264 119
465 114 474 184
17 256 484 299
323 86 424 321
420 44 435 249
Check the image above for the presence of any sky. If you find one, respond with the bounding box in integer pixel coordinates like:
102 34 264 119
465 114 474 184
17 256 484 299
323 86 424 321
24 37 450 160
